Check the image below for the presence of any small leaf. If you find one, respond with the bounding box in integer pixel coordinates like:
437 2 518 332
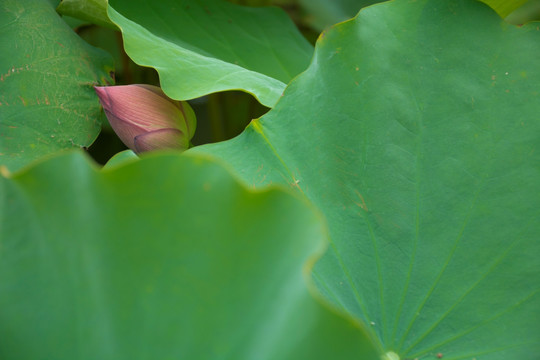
57 0 117 29
102 149 138 170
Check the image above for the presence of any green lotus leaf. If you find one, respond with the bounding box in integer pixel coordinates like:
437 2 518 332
0 0 114 172
192 0 540 358
0 150 379 360
57 0 117 29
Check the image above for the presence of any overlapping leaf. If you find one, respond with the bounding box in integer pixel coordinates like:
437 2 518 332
0 0 113 171
298 0 532 32
480 0 529 17
107 0 313 107
0 151 380 360
298 0 382 31
192 0 540 358
57 0 116 29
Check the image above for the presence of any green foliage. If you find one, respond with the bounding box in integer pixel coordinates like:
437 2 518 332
480 0 529 17
193 1 540 358
108 0 314 107
1 0 539 359
0 151 380 359
298 0 382 30
57 0 117 29
0 0 114 171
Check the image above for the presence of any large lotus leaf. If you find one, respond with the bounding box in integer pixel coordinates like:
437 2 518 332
192 0 540 358
107 0 313 107
0 0 114 172
0 151 380 360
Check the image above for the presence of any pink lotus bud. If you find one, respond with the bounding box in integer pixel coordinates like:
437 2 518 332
94 85 196 153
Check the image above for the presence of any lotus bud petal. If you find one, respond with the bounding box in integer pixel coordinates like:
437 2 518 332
133 128 187 153
94 84 196 153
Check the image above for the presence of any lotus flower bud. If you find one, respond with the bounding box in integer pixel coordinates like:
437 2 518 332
94 84 196 154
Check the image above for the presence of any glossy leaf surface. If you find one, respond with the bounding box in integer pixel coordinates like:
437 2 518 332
107 0 313 107
193 0 540 358
0 151 379 360
0 0 114 171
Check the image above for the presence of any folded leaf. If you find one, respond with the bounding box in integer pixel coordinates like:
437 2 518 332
107 0 314 107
